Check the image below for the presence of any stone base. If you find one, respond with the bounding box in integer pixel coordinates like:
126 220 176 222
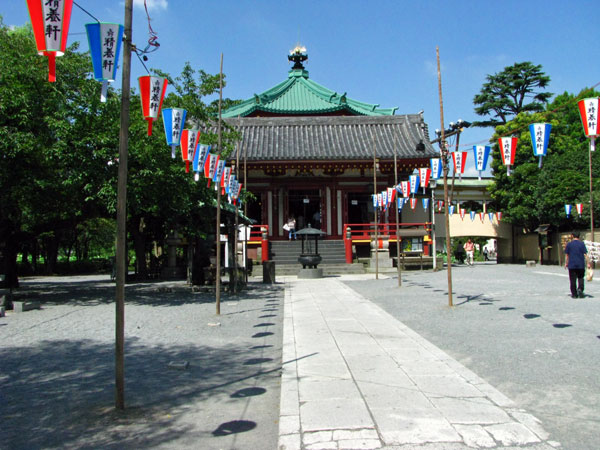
526 260 536 267
298 268 323 279
370 250 394 268
13 301 41 313
0 306 5 317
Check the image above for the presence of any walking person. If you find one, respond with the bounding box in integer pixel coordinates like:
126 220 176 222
286 216 296 240
564 231 591 298
463 238 475 266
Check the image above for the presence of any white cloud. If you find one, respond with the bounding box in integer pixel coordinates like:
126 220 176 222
133 0 168 11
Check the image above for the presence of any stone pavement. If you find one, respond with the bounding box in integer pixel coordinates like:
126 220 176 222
278 275 558 450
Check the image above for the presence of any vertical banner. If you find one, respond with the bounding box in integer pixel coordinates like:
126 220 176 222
85 22 124 101
419 168 431 194
162 108 187 158
578 98 599 152
473 145 491 180
498 137 518 176
409 175 419 197
430 158 443 180
452 152 468 180
180 129 201 173
565 204 572 217
529 123 551 168
138 76 168 136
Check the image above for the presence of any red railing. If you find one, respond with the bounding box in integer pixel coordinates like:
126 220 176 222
343 222 432 263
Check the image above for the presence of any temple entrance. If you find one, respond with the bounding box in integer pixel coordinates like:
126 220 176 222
347 192 372 225
288 189 321 231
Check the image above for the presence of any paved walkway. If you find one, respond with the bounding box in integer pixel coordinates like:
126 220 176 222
278 275 557 450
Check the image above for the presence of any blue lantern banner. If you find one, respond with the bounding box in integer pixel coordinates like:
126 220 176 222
85 22 124 102
422 198 430 210
162 108 187 158
488 212 495 223
473 145 491 180
409 174 419 196
192 144 210 180
430 158 442 180
529 123 552 168
372 194 378 209
565 204 571 217
449 205 455 216
397 196 405 211
470 211 476 222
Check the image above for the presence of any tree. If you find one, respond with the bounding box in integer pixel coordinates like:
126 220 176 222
473 62 553 127
488 89 600 232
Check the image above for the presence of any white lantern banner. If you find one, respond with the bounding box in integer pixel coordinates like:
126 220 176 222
419 168 431 194
529 123 551 168
451 151 467 181
576 203 583 216
85 22 124 102
409 174 419 196
430 158 442 180
473 145 491 180
162 108 187 158
400 181 410 198
498 137 518 176
578 98 599 152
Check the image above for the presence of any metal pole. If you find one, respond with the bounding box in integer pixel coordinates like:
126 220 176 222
115 0 133 410
431 182 436 270
589 143 595 246
373 130 379 279
437 46 453 307
394 130 401 286
215 53 223 315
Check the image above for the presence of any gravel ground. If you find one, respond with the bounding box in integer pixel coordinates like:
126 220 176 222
343 262 600 450
1 275 284 450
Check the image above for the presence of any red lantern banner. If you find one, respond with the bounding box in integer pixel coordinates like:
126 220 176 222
180 129 200 173
26 0 74 82
498 137 518 176
138 76 168 136
578 98 599 152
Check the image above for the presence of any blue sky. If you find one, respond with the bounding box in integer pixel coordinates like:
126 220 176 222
4 1 599 176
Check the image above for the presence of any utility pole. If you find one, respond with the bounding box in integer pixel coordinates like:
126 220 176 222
373 130 379 279
437 47 453 307
115 0 133 410
393 130 401 286
215 53 223 315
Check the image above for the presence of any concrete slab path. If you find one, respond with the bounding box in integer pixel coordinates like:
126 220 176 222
278 275 558 450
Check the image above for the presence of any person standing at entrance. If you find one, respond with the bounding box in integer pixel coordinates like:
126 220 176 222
564 231 590 298
463 238 475 266
286 216 296 240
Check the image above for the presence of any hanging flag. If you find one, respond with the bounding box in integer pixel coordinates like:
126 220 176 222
221 166 232 194
228 174 237 196
430 158 443 180
529 123 551 168
498 136 518 176
213 159 226 190
205 153 219 187
422 198 430 211
387 187 395 207
577 98 599 152
473 145 491 180
180 129 201 173
451 152 468 180
437 200 444 212
193 144 210 181
409 175 419 196
397 196 405 211
139 76 168 136
470 211 476 222
410 198 417 210
479 212 484 222
449 205 455 216
377 193 383 208
419 168 431 193
565 204 572 217
26 0 74 82
460 208 466 220
576 203 583 216
372 194 378 209
381 190 388 210
400 181 410 198
162 108 187 158
496 211 503 222
85 22 124 102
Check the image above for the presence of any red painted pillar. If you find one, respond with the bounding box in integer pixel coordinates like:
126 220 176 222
344 226 353 264
261 227 269 263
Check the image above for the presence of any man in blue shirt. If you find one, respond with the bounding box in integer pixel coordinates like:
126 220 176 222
564 231 591 298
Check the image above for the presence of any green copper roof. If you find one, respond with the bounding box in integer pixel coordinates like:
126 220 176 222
222 68 397 117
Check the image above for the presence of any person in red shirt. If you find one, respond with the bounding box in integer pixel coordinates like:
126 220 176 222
463 239 475 266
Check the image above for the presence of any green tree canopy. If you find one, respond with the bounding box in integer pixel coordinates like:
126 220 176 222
488 89 600 232
473 62 553 127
